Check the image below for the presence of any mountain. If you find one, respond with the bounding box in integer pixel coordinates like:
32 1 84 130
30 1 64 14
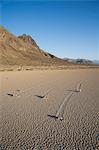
18 34 39 49
0 26 69 67
0 26 97 70
64 58 94 65
93 60 99 64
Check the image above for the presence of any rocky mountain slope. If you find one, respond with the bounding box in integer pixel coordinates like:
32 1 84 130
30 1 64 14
0 26 69 67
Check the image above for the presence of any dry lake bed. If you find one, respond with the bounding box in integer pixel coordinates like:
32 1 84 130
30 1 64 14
0 69 99 149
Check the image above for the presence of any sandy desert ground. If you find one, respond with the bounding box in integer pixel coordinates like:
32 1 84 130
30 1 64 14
0 69 99 150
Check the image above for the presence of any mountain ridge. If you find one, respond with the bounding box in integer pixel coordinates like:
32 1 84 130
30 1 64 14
0 26 70 67
0 26 97 70
64 58 94 64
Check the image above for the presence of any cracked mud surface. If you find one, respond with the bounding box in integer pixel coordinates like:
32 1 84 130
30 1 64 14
0 69 99 149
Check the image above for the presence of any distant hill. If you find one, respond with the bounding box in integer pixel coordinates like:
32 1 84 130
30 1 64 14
64 58 94 65
0 26 71 67
93 60 99 64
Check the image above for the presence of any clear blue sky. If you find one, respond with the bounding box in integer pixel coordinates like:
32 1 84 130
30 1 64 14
1 0 99 60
